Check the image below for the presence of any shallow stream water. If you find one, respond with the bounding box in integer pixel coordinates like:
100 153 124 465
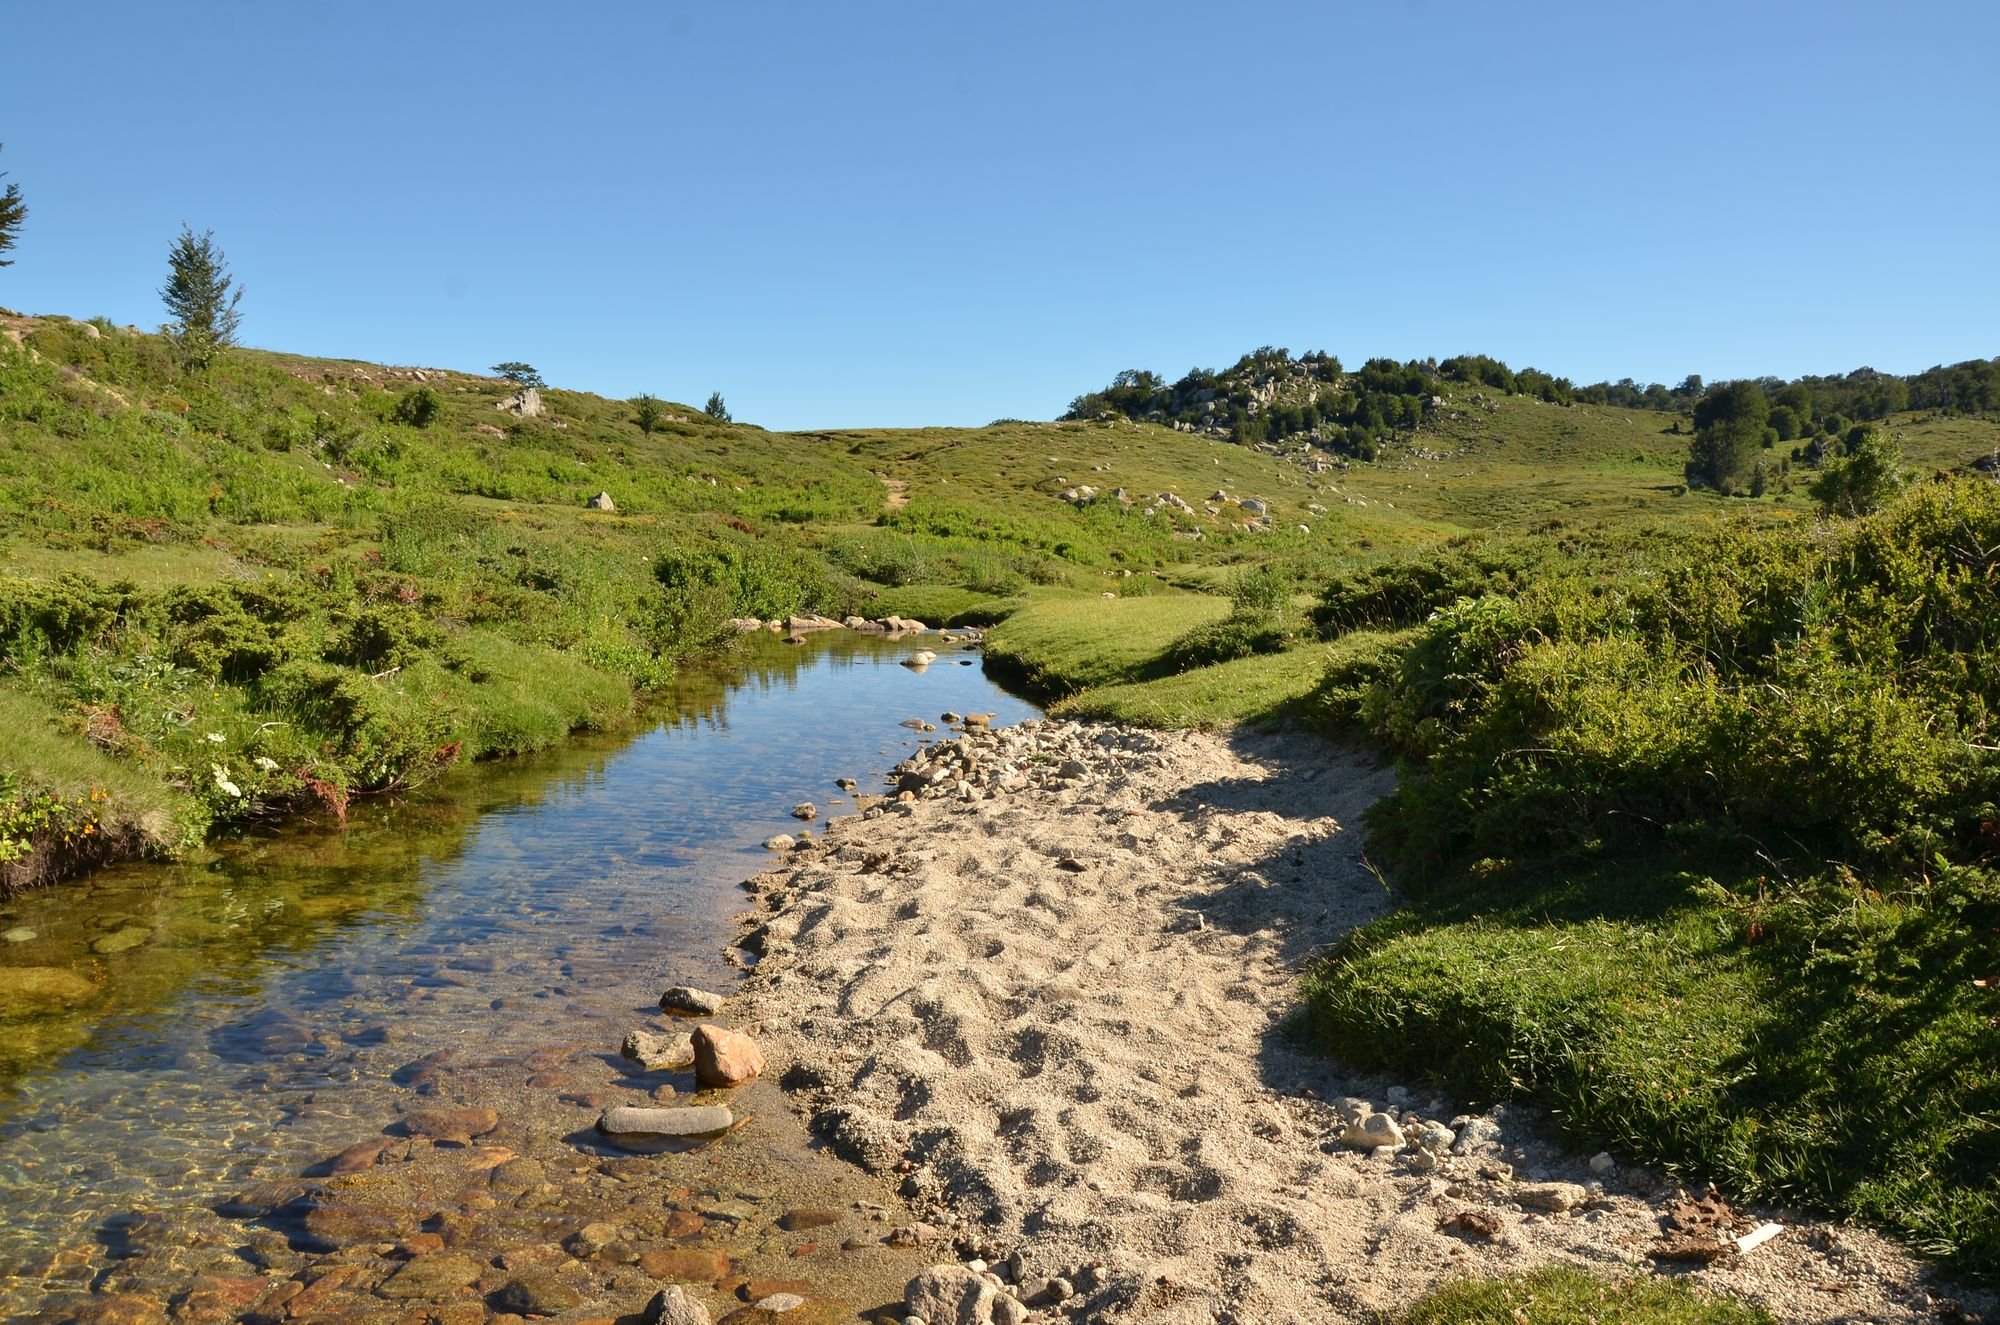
0 631 1038 1321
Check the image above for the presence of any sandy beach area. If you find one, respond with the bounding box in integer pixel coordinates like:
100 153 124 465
735 719 1988 1324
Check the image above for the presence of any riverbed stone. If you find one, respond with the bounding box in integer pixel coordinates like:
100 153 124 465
376 1253 483 1300
762 834 795 852
495 1268 583 1316
600 1104 734 1136
692 1024 765 1087
0 965 101 1014
623 1029 697 1070
776 1208 840 1232
660 986 727 1016
644 1284 711 1325
90 925 152 955
400 1107 499 1143
2 926 37 943
641 1247 730 1282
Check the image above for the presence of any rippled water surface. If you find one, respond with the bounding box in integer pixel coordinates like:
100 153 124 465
0 632 1037 1316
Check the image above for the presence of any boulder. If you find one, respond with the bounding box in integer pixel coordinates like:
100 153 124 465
762 834 796 852
586 490 616 511
791 802 817 821
692 1024 766 1087
496 387 543 418
902 650 938 669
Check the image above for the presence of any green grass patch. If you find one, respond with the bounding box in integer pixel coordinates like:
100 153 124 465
1051 644 1327 728
982 593 1228 698
1400 1266 1772 1325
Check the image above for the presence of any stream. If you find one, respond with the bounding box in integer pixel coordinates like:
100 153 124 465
0 630 1038 1322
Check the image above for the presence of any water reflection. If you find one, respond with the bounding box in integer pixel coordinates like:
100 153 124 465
0 630 1035 1311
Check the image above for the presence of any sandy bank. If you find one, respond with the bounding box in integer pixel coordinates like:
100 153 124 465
735 720 1986 1324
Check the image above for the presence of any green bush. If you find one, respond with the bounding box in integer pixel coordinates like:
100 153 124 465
390 386 443 429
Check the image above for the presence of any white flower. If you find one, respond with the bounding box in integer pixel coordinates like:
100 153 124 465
211 764 243 798
205 732 226 743
252 756 280 772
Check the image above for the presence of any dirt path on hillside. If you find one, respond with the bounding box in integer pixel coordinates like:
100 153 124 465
736 721 1987 1324
879 475 910 510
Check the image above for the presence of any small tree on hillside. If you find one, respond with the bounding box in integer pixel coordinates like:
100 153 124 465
491 362 546 390
1811 427 1908 516
1685 380 1772 494
0 143 26 268
160 226 243 372
634 393 663 435
704 391 731 423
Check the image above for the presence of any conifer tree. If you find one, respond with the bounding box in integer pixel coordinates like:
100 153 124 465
0 144 26 268
160 225 243 371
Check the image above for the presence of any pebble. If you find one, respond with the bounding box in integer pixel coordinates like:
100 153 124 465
1589 1151 1616 1174
763 834 796 851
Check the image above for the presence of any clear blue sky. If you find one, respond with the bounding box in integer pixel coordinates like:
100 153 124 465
3 1 1994 429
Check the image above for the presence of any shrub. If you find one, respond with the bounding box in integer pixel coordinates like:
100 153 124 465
391 386 442 429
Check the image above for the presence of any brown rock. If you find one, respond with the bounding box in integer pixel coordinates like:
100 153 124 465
640 1248 730 1282
399 1107 499 1143
395 1234 447 1257
68 1293 166 1325
775 1210 839 1233
691 1025 765 1088
736 1278 811 1302
375 1254 483 1301
663 1211 709 1240
286 1265 376 1317
174 1274 271 1324
321 1137 397 1175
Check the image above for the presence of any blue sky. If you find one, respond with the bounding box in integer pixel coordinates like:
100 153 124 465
3 1 1994 429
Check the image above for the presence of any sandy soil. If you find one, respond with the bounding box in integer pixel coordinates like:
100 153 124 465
736 721 1990 1324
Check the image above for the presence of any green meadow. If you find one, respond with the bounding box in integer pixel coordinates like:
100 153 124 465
4 312 1998 1278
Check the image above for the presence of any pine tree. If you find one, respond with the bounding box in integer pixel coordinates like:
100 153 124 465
0 144 26 268
704 392 731 423
160 225 243 372
634 394 663 435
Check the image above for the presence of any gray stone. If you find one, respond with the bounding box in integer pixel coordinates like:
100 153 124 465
906 1264 1003 1325
622 1028 696 1070
1515 1181 1588 1213
791 802 817 821
762 834 796 851
1589 1151 1617 1174
586 490 616 511
2 927 37 943
644 1284 712 1325
1341 1111 1405 1150
660 985 727 1016
599 1105 733 1136
496 386 543 418
753 1293 807 1312
1414 1121 1456 1153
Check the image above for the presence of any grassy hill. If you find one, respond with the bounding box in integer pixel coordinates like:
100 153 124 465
5 310 2000 1279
